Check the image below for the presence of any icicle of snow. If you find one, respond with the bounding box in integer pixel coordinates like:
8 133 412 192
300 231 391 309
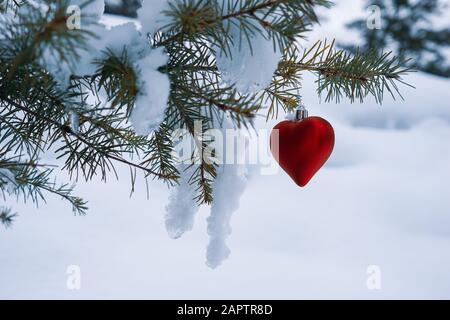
137 0 171 35
165 165 200 239
130 47 170 136
204 118 250 268
206 164 248 269
0 169 17 194
164 117 250 268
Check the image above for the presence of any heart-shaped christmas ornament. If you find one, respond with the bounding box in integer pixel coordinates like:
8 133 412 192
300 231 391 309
270 107 335 187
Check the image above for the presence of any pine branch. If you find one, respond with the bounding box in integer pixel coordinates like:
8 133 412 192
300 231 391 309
0 207 17 228
155 0 331 51
261 40 413 118
1 95 176 181
0 0 414 221
2 1 94 80
167 90 217 204
299 40 413 103
0 152 87 215
141 122 180 184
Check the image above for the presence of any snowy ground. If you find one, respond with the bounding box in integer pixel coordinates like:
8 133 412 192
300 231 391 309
1 1 450 299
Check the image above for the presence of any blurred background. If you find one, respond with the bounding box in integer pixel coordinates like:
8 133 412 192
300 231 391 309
0 0 450 299
104 0 141 17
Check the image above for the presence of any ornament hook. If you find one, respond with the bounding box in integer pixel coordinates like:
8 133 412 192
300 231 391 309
294 94 308 121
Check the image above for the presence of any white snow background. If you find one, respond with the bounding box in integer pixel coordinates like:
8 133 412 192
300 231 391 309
1 1 450 299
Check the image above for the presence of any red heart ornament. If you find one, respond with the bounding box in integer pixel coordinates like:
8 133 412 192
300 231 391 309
270 117 335 187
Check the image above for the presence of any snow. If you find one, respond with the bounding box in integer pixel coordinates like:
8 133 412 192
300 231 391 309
138 0 171 35
2 68 450 298
68 109 80 134
206 163 248 269
0 169 16 194
216 24 282 94
32 0 170 135
42 1 106 88
215 0 282 93
207 120 250 268
36 1 171 136
130 47 170 136
70 0 105 22
165 120 250 268
165 165 199 239
1 0 450 299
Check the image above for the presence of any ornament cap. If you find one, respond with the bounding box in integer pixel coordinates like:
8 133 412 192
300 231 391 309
295 107 308 121
294 101 308 121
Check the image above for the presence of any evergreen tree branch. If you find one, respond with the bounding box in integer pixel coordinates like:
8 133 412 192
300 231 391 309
0 207 17 228
0 152 87 215
261 40 413 117
0 96 177 181
155 0 331 51
0 0 413 222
